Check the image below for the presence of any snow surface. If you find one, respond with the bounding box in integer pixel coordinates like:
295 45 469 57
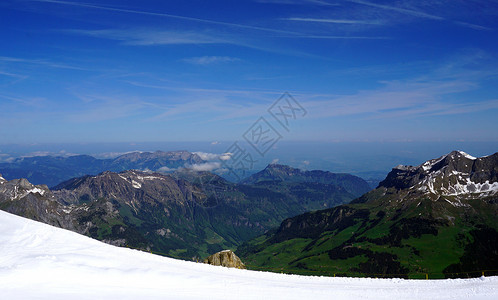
457 151 477 160
0 210 497 300
26 187 46 196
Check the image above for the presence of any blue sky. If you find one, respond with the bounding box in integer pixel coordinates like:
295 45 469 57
1 0 498 146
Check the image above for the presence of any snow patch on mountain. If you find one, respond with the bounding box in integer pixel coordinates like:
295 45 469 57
457 151 476 160
417 169 498 197
444 179 498 196
409 151 497 197
421 154 447 171
118 172 166 188
27 187 46 196
131 180 142 189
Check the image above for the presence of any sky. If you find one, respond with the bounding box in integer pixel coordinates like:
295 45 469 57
0 0 497 150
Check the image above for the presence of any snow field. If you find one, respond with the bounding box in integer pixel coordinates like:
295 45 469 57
0 210 497 300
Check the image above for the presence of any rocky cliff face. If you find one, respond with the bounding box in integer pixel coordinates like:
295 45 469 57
204 250 246 269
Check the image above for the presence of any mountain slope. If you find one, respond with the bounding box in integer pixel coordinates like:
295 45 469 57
238 151 498 278
243 164 371 197
3 210 496 300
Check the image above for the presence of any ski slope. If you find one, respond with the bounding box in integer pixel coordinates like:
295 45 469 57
0 210 496 300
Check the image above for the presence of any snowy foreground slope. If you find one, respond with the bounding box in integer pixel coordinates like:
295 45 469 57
0 211 496 300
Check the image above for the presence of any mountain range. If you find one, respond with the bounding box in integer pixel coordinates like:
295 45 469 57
238 151 498 278
0 164 369 259
0 150 203 187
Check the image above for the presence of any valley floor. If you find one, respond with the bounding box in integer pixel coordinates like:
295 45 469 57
0 210 496 300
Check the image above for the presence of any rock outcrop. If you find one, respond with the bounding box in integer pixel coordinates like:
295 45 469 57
203 250 246 269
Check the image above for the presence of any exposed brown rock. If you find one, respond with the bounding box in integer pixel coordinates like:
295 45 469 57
203 250 246 269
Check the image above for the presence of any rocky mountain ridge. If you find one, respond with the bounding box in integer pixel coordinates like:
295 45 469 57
0 164 365 259
379 150 497 197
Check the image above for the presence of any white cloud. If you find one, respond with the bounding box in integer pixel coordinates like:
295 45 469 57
157 166 175 173
193 152 232 161
270 158 279 164
219 153 232 161
183 56 240 65
0 154 13 163
187 162 221 172
193 152 219 161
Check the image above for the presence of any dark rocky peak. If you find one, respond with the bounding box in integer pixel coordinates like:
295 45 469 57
266 163 299 171
51 169 200 207
0 176 51 201
264 163 303 177
380 151 498 197
422 151 476 174
55 170 175 192
471 152 498 183
244 163 371 197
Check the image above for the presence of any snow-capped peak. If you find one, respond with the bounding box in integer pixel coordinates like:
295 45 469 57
415 151 496 197
382 151 497 198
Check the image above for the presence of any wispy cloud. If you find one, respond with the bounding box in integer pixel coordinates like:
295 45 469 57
284 17 384 25
296 35 389 40
254 0 337 5
32 0 301 35
65 93 149 123
66 29 225 45
346 0 444 21
0 70 27 79
303 79 483 119
0 70 28 86
0 94 45 107
0 56 88 70
301 53 498 119
63 28 324 58
345 0 492 31
182 56 240 65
